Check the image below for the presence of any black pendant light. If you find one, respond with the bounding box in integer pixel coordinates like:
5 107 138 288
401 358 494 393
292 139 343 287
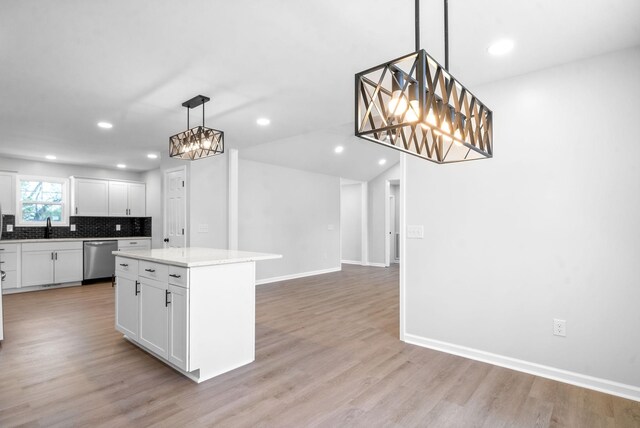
355 0 493 164
169 95 224 160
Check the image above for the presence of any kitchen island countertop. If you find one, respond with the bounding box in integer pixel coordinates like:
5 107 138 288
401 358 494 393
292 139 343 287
113 247 281 268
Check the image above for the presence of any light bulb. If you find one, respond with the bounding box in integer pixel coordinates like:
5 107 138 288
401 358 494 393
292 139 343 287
405 100 420 122
388 90 408 116
426 109 437 127
453 130 463 146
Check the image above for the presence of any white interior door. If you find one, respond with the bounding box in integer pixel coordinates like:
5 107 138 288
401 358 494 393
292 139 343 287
163 167 186 248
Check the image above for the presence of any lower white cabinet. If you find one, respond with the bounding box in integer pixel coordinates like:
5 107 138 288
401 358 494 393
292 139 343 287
114 255 255 383
115 258 190 371
21 242 82 287
0 243 20 291
138 277 170 358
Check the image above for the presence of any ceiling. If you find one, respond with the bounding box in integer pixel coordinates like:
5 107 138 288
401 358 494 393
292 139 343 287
1 0 638 180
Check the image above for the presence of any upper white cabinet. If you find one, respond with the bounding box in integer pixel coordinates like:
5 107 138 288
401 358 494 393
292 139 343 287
72 178 109 216
71 177 146 217
109 181 146 217
0 172 16 215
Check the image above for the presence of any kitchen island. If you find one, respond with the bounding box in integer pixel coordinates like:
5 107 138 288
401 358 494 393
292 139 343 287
113 247 281 383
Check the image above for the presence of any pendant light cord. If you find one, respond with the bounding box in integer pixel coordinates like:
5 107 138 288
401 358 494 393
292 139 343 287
415 0 449 70
444 0 449 70
415 0 420 52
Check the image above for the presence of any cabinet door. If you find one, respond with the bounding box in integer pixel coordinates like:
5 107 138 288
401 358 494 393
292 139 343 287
138 278 168 358
168 284 189 371
0 173 15 215
53 249 83 283
21 251 54 286
74 179 109 216
108 181 128 216
127 183 146 217
115 276 139 341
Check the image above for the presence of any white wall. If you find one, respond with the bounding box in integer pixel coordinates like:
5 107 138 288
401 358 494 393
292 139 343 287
239 159 341 281
403 47 640 397
340 183 362 263
367 163 400 265
143 168 163 248
0 156 144 182
189 155 228 249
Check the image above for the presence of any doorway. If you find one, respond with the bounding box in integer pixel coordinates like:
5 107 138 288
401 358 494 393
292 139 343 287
163 166 187 248
385 179 401 267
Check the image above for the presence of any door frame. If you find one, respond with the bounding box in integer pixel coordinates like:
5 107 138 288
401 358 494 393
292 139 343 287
163 166 188 248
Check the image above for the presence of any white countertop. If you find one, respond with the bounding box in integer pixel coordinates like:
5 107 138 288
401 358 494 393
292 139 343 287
114 247 282 267
0 236 151 244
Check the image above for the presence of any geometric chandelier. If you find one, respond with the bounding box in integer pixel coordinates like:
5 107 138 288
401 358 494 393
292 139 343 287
355 0 492 164
169 95 225 160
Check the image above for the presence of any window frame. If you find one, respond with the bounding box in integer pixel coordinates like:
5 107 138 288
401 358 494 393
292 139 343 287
15 175 70 227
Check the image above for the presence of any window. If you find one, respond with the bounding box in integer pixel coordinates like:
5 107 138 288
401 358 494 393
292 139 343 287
16 176 69 226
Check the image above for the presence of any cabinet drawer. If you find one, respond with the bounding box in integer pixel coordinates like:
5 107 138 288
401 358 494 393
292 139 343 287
168 266 188 288
139 261 168 281
0 252 18 270
1 270 18 289
0 243 18 253
23 241 82 252
116 257 138 276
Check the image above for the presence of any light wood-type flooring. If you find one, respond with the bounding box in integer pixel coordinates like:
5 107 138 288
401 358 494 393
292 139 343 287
0 264 638 427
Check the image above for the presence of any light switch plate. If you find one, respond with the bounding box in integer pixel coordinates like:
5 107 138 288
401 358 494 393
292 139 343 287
407 225 424 239
198 224 209 233
327 224 335 231
6 224 13 232
70 224 76 232
116 224 121 231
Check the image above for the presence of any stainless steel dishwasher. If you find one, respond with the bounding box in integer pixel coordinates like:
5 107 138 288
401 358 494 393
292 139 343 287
83 240 118 281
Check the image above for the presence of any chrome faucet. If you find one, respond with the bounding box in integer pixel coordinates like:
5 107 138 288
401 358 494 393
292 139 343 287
45 216 52 239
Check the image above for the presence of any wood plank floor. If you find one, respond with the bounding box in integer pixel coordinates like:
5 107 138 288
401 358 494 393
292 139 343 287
0 264 638 427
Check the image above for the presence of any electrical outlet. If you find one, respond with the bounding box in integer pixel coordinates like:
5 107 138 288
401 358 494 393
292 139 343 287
553 319 566 337
6 224 13 232
116 224 121 231
70 224 76 232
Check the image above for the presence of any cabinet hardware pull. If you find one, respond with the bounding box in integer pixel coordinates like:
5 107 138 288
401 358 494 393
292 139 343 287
135 280 140 295
75 207 78 214
51 252 54 260
169 274 181 278
130 242 137 245
55 252 58 260
165 290 171 307
0 261 4 264
145 268 155 273
119 263 128 267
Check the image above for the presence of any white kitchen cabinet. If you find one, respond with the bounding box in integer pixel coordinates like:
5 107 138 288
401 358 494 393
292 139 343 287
21 242 82 287
138 277 169 358
168 283 189 370
21 250 54 287
71 177 109 216
109 181 146 217
0 172 16 215
117 239 151 252
113 248 281 383
0 243 20 292
127 183 146 217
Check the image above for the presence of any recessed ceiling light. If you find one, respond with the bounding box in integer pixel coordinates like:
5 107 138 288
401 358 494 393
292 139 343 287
147 153 158 159
45 155 56 160
487 39 514 56
256 118 271 126
116 164 126 168
334 146 344 154
97 121 113 129
379 159 387 165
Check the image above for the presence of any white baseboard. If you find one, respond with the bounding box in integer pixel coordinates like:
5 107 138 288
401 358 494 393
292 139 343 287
341 260 364 265
367 262 387 267
404 333 640 402
255 266 341 285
